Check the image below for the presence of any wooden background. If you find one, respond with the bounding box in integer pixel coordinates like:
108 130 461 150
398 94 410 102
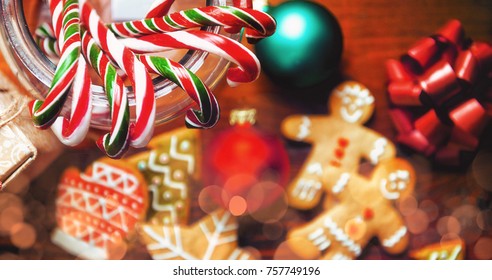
1 0 491 260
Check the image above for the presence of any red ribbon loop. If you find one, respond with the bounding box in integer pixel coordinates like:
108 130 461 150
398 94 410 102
386 19 492 166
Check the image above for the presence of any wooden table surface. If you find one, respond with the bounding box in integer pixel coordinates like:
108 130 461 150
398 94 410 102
1 0 491 260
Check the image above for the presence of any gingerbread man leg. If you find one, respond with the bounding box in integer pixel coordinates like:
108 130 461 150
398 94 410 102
285 208 363 260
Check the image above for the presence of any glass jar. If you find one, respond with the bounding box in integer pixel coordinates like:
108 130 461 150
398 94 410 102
0 0 238 130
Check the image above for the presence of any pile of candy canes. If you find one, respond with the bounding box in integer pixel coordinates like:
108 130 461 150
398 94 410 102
31 0 276 158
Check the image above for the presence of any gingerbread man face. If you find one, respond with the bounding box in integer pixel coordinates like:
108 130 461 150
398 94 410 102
329 81 375 124
281 81 395 210
283 158 416 260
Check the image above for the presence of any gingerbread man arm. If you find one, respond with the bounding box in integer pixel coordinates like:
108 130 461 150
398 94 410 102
321 166 354 200
357 127 396 165
281 115 328 144
281 115 333 209
285 157 325 210
376 209 410 255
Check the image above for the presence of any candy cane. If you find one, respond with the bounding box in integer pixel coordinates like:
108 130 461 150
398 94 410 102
29 0 82 128
36 0 172 59
145 0 175 18
107 6 276 42
225 0 253 33
81 29 130 158
36 36 61 58
35 22 56 39
139 55 220 128
121 30 260 87
48 0 92 146
51 56 92 146
80 0 155 148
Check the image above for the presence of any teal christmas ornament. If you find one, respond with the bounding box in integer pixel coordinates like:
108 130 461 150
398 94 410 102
255 0 343 88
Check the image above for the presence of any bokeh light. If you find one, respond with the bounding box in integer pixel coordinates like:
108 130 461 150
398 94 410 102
419 200 439 222
452 204 481 243
476 210 492 231
412 228 440 249
472 152 492 192
249 185 288 223
436 216 461 236
405 209 429 234
440 233 462 244
229 196 247 216
198 185 224 214
398 195 418 216
0 206 24 234
473 237 492 260
0 193 23 211
10 223 36 249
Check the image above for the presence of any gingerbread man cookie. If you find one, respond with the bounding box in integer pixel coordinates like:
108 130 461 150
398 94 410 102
52 159 148 260
284 158 415 260
127 127 199 225
139 209 256 260
281 81 396 210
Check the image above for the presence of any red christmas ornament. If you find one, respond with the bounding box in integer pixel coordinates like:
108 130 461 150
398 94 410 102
203 109 290 216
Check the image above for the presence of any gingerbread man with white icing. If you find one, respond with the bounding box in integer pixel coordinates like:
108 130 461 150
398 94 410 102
284 158 415 260
281 81 396 210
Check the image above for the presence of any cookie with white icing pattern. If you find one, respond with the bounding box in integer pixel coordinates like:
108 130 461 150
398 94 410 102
283 158 415 259
52 159 148 260
127 127 199 225
139 209 256 260
281 81 396 210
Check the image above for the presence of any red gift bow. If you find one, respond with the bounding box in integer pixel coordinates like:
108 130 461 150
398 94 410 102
386 19 492 166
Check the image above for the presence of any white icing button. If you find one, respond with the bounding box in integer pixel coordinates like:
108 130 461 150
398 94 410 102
180 140 191 152
163 191 173 201
159 154 170 164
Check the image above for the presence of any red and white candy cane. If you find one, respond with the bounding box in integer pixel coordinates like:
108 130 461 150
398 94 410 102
139 55 220 128
121 30 260 87
49 0 63 37
50 0 92 146
51 56 92 146
35 22 59 58
35 0 173 59
145 0 175 18
225 0 253 33
81 29 130 158
30 0 83 129
145 0 253 33
107 6 276 43
80 0 155 148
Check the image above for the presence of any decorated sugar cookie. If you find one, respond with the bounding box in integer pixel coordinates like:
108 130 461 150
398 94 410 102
139 209 256 260
127 127 199 225
281 81 396 210
284 158 415 259
410 239 465 260
52 159 148 259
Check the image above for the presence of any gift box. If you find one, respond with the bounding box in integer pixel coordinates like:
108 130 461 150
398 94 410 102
0 71 64 189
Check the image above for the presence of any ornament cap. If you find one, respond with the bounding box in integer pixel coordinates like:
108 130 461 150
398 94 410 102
230 109 257 126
